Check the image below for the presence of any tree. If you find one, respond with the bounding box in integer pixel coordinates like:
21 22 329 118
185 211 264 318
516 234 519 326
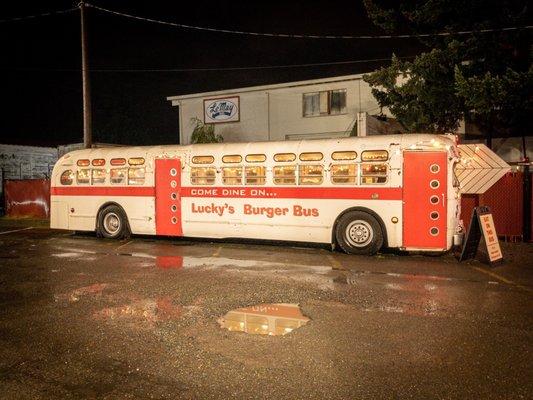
190 117 223 144
362 0 531 137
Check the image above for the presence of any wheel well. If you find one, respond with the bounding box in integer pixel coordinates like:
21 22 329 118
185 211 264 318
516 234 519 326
332 207 388 248
95 202 131 233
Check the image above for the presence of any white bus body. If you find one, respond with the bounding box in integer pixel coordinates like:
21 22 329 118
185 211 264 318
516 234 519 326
50 134 462 255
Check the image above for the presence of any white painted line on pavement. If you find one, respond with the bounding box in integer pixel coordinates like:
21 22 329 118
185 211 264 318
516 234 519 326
0 227 33 235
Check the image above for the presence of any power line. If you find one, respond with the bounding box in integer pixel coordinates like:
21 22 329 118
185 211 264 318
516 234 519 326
0 56 415 73
86 3 532 40
0 7 77 24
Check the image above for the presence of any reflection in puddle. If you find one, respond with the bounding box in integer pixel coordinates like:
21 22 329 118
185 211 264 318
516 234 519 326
94 296 183 324
54 283 111 302
156 256 183 269
218 303 310 336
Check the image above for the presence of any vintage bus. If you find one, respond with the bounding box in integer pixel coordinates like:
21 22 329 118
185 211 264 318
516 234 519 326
50 134 463 255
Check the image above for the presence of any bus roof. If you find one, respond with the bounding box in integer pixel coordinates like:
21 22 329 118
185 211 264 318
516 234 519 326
57 134 456 162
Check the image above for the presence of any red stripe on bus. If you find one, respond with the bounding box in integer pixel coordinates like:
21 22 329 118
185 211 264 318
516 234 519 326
50 186 156 196
50 186 402 200
180 186 402 200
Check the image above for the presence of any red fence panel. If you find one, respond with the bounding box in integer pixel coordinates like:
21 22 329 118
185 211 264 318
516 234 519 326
461 172 529 237
4 179 51 218
460 195 478 232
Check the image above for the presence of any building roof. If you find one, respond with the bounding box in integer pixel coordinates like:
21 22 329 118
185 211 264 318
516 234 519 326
167 73 365 103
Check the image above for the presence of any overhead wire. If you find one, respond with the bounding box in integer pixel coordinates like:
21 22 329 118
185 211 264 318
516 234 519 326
0 7 77 24
85 3 532 40
1 3 528 74
0 55 415 73
2 3 530 40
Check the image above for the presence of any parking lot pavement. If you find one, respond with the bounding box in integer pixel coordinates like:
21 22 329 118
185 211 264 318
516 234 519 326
0 223 531 399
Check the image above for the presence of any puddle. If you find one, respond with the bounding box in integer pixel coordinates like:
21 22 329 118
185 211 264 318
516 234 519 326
55 283 111 302
51 245 332 273
93 297 185 325
218 303 310 336
52 252 83 259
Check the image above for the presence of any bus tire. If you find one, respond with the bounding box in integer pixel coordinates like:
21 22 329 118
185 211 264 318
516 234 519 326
335 211 383 255
97 205 129 239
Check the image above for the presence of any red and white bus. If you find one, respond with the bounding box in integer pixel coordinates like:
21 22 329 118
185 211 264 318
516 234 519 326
50 134 463 255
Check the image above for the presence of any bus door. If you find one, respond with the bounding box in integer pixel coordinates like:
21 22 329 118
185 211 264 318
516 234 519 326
402 151 447 249
155 158 183 236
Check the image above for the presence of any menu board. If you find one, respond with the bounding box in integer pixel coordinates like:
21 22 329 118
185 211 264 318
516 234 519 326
459 206 503 264
478 212 503 262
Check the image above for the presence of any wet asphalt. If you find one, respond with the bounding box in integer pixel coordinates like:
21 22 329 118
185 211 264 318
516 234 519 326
0 222 532 399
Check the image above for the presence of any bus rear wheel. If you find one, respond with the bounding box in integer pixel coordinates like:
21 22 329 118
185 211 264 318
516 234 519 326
335 211 383 255
97 205 129 239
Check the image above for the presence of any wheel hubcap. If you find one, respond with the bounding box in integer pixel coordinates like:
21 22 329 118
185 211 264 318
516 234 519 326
346 220 373 247
103 212 121 235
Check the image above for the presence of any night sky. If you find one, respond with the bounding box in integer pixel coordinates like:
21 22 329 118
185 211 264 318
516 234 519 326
0 1 423 146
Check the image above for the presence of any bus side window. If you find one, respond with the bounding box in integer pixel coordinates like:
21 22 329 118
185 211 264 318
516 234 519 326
110 168 127 184
331 164 358 184
273 165 296 185
299 152 323 161
222 155 242 163
361 150 388 161
92 169 106 185
60 170 74 185
332 151 357 161
128 167 145 185
274 153 296 162
299 165 323 185
361 163 387 184
245 166 266 185
222 166 242 185
245 154 266 163
192 155 215 164
191 167 216 185
77 169 90 184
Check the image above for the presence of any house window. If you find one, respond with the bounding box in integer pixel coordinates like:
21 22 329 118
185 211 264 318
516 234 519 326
303 89 346 117
330 90 347 114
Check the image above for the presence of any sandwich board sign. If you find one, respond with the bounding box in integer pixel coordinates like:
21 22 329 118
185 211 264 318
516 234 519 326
459 206 503 264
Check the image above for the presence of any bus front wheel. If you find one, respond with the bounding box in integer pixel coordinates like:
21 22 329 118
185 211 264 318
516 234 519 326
335 211 383 255
97 205 130 239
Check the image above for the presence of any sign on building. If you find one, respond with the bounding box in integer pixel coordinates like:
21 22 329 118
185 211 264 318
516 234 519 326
203 96 240 124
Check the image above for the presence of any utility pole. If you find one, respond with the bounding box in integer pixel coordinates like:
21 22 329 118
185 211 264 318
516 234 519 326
80 1 92 149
